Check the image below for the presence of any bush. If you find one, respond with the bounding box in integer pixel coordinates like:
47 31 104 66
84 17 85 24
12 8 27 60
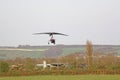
0 61 9 73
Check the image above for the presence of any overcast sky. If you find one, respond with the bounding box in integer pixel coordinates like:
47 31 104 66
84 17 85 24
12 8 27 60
0 0 120 46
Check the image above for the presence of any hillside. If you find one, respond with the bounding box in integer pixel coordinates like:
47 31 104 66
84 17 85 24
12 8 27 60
0 45 120 60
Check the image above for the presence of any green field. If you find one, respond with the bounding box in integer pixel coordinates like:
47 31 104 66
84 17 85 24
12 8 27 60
0 45 120 59
62 48 81 56
0 75 120 80
0 49 45 59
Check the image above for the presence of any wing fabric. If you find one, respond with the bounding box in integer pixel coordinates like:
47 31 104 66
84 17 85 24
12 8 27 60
33 32 68 36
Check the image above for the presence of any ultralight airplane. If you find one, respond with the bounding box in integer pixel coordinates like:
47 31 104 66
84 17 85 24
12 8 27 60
33 32 68 44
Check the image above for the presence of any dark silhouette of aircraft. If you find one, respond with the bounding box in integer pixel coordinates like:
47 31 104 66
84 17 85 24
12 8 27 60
33 32 68 44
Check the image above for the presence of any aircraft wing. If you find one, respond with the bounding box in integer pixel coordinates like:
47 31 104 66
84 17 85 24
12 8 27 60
33 32 68 36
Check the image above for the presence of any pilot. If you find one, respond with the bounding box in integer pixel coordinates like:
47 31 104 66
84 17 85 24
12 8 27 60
50 38 55 44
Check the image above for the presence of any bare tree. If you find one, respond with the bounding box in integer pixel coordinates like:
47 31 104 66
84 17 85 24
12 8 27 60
86 40 93 69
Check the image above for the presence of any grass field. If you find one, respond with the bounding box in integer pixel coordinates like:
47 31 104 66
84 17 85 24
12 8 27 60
0 46 120 59
0 49 45 59
0 75 120 80
62 48 81 56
